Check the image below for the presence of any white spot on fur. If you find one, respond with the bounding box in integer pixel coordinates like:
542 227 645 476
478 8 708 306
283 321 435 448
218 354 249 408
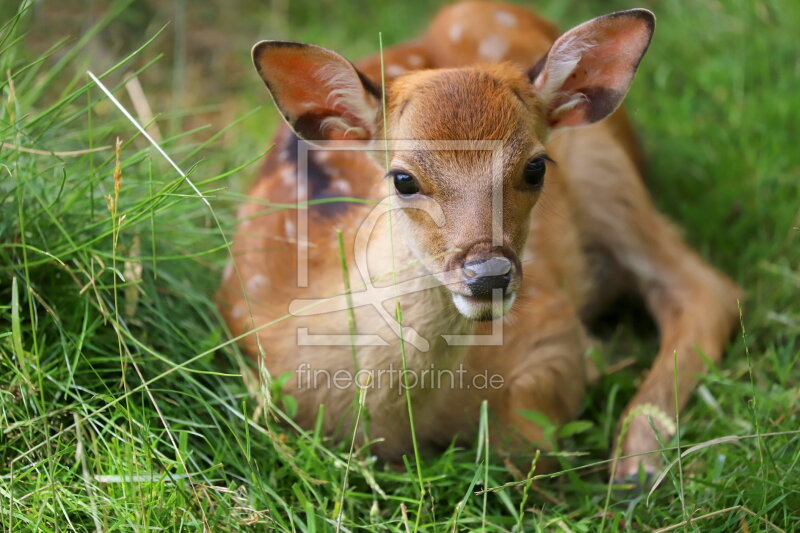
449 24 464 43
478 35 509 62
222 263 233 281
494 10 517 27
284 218 296 238
247 274 268 292
330 179 352 195
232 306 245 319
407 54 424 67
281 166 295 185
386 64 406 77
315 150 333 163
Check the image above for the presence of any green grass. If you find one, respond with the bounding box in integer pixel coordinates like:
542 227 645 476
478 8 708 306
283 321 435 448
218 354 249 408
1 0 799 531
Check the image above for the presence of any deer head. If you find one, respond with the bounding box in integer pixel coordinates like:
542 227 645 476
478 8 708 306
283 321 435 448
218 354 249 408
252 9 654 321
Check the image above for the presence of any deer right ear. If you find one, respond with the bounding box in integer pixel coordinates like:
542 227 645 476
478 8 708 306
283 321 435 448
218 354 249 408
529 9 655 130
252 41 383 143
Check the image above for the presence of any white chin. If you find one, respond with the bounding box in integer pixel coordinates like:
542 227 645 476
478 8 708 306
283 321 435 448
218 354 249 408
452 293 516 321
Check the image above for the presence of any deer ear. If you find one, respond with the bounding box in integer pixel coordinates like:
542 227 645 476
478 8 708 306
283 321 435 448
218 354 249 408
529 9 655 129
252 41 382 143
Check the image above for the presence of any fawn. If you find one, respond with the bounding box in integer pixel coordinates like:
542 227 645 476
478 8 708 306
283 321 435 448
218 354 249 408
218 1 741 481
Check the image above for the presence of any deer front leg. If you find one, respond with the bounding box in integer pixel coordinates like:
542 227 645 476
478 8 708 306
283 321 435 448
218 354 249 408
557 127 741 481
613 236 741 480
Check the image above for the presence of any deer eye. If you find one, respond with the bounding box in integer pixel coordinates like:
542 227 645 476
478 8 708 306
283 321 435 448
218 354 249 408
523 156 549 188
390 170 420 196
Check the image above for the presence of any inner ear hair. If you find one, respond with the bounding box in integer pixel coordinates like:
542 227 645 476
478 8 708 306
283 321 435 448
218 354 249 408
252 41 384 142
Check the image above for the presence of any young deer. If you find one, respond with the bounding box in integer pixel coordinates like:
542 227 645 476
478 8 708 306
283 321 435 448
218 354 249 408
219 1 740 481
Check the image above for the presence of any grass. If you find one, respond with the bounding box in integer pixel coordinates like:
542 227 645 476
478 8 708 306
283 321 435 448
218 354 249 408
1 0 799 531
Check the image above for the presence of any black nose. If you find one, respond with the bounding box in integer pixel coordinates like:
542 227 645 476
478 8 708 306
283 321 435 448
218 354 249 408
463 257 512 299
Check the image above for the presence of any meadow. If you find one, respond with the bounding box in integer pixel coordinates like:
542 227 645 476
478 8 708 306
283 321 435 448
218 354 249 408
1 0 798 531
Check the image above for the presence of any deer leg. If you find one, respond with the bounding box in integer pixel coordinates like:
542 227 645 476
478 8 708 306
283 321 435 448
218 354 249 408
561 134 741 479
612 226 741 480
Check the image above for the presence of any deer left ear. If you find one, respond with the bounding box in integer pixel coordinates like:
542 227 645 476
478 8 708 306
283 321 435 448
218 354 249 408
252 41 382 143
529 9 655 130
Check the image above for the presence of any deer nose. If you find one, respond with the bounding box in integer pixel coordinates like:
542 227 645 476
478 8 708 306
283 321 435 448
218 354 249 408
463 257 512 298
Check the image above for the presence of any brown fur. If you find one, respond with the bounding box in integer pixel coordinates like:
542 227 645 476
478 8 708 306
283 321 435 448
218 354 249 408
218 1 740 479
